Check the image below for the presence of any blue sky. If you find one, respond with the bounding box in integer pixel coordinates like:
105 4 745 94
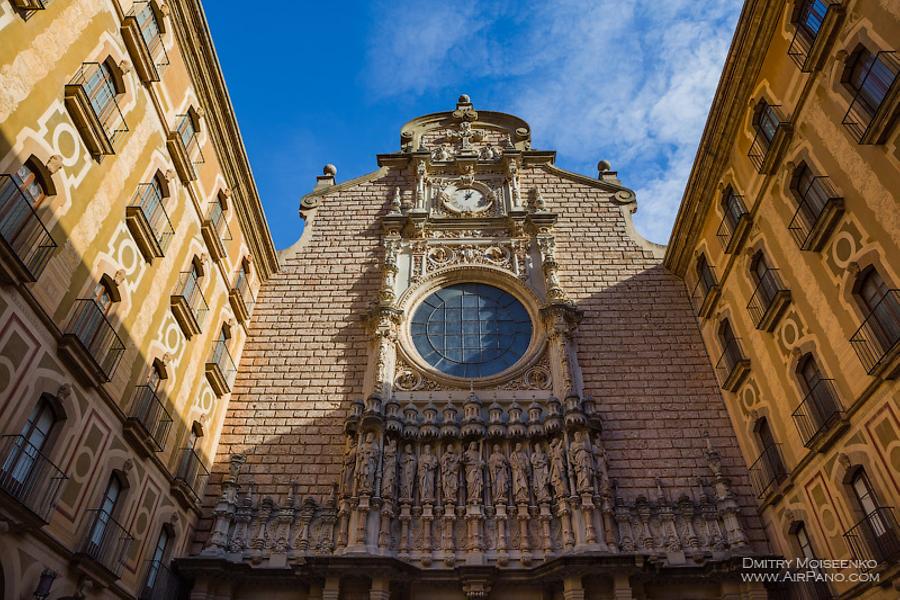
204 0 741 250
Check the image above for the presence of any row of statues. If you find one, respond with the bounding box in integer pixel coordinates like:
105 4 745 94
341 430 609 507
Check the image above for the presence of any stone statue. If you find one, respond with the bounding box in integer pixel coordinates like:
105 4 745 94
418 444 438 504
381 438 398 499
509 442 530 505
592 434 610 495
570 431 594 494
356 432 380 495
341 441 358 496
400 443 417 501
488 445 509 504
463 441 483 504
549 437 569 499
440 444 461 505
530 443 550 503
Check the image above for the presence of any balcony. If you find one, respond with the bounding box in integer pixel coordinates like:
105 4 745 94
121 2 170 84
749 444 788 500
791 380 846 451
787 177 844 252
140 560 183 600
167 120 204 184
59 299 126 387
171 446 209 510
690 267 720 320
787 1 844 73
844 507 900 569
748 106 792 174
716 195 752 254
74 508 133 582
850 290 900 377
170 271 208 339
64 63 128 159
200 202 231 263
715 338 751 392
123 385 172 457
126 183 174 262
0 435 66 526
843 51 899 145
0 174 56 283
11 0 49 10
205 338 236 397
747 268 792 332
229 270 255 324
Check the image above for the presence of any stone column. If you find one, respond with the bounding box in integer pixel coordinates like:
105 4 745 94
562 575 585 600
613 574 634 600
370 577 391 600
322 577 341 600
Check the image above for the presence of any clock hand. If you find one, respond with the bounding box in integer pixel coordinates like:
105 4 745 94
464 191 473 201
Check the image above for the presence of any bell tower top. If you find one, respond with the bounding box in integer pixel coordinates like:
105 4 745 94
397 94 533 156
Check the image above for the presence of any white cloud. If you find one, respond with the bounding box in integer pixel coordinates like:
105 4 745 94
364 0 740 244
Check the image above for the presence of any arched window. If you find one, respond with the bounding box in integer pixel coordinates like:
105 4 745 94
143 526 172 594
11 158 52 207
84 58 124 125
842 46 897 121
749 251 777 304
94 278 117 316
794 353 840 442
718 319 740 363
752 99 780 147
753 417 787 484
791 0 829 41
87 475 124 552
720 186 745 232
695 254 716 296
135 1 165 48
790 162 829 223
1 397 59 487
854 267 900 354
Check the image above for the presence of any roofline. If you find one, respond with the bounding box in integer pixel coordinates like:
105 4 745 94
169 0 279 280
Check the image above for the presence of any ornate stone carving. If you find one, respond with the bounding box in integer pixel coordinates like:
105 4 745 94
440 444 461 505
418 444 438 504
400 443 417 502
356 432 380 496
488 445 509 504
509 443 530 505
463 442 484 505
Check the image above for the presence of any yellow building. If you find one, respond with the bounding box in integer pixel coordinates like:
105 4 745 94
665 0 899 598
0 0 276 598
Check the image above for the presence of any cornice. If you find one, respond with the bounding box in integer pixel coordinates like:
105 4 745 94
663 0 784 276
168 0 279 281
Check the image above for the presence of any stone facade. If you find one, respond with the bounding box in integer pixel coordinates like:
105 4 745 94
179 96 770 599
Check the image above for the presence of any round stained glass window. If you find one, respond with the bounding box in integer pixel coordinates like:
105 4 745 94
410 283 532 378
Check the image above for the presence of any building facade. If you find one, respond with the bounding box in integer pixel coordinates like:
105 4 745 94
0 0 276 598
665 0 899 599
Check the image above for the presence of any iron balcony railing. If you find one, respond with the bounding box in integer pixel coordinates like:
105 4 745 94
843 507 900 568
174 270 209 329
130 183 174 255
749 443 788 499
0 434 67 522
716 194 749 252
715 337 749 388
140 560 182 600
234 269 255 314
791 379 843 448
747 268 790 329
175 115 205 166
79 508 134 577
128 385 173 452
788 175 842 250
65 299 126 382
850 289 900 374
210 337 237 390
748 104 789 172
174 446 209 502
207 201 232 244
69 62 128 146
131 1 170 72
787 0 839 71
842 51 898 144
0 174 56 281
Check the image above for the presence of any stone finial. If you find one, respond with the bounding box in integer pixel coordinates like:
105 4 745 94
597 160 612 174
323 164 337 177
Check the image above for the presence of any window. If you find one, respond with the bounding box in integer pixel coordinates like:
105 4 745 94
147 361 163 393
721 187 745 231
850 470 886 532
843 47 896 118
750 251 779 307
793 0 828 40
755 417 787 479
696 254 716 295
83 60 121 123
2 399 56 485
144 527 170 591
11 161 49 207
797 354 823 392
88 476 123 549
790 162 829 223
855 267 900 351
795 523 818 560
753 100 781 146
94 280 116 315
183 259 202 302
135 1 162 47
718 320 739 357
177 114 196 148
410 283 532 378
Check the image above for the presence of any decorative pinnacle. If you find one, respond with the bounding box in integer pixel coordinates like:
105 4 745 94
323 164 337 177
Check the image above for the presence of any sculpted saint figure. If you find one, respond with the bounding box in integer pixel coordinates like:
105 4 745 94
530 443 551 503
488 445 510 504
463 441 484 504
340 442 357 497
549 437 569 499
570 431 594 494
592 434 610 495
418 444 438 504
399 443 417 501
509 442 531 505
440 444 461 505
356 432 380 495
381 438 398 499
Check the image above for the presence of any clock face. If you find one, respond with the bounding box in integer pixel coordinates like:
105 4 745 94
448 187 488 213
